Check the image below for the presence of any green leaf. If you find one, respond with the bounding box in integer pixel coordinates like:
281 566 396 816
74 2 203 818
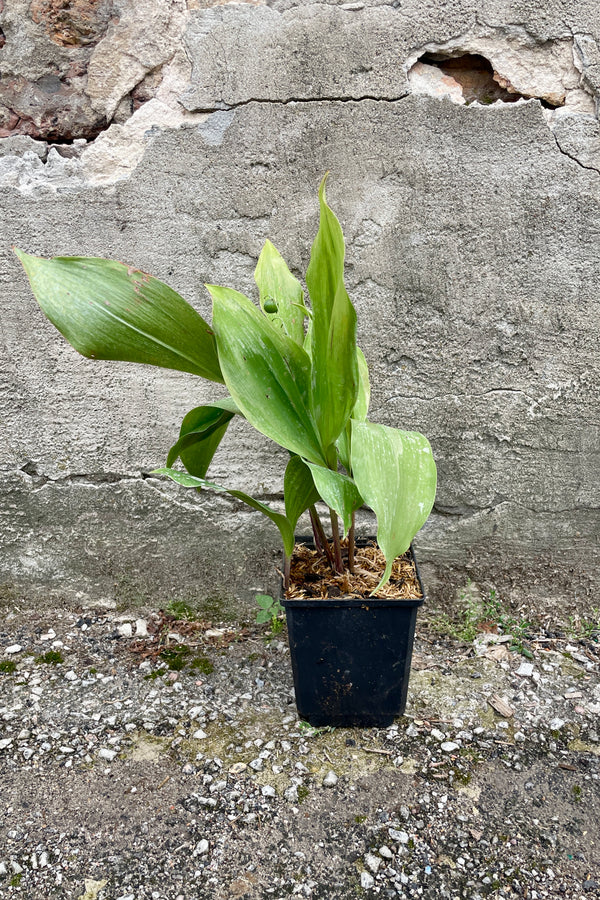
284 455 321 532
256 594 274 609
304 463 363 537
305 176 358 449
351 421 437 593
209 285 326 465
353 347 370 422
335 347 371 472
256 609 272 624
166 398 239 478
15 251 223 382
153 467 295 558
255 240 307 345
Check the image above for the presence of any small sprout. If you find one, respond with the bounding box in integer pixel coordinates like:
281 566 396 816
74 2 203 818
159 645 191 671
36 650 64 665
255 594 285 636
190 656 214 675
143 667 167 680
297 785 310 803
0 659 17 674
166 600 198 621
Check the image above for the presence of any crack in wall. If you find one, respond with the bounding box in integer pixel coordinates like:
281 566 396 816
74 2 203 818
550 130 600 175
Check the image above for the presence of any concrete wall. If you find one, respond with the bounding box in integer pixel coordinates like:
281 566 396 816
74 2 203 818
1 0 599 612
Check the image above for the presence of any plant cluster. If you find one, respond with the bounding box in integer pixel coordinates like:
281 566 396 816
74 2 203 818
17 177 437 594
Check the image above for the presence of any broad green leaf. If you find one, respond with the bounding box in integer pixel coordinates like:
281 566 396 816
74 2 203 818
167 398 239 477
305 176 358 449
284 455 321 532
15 251 223 382
209 285 326 465
256 594 273 609
255 240 307 345
351 421 437 593
335 346 371 471
256 609 272 624
304 462 363 537
353 347 370 422
153 467 295 558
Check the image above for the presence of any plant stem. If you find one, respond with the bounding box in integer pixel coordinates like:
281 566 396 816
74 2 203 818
283 554 291 592
348 512 356 573
329 509 344 574
309 507 324 553
310 505 335 567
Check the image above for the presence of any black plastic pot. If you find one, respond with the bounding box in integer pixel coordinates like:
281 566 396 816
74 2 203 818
282 542 425 728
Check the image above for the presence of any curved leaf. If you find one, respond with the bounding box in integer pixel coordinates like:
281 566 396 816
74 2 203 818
351 421 437 593
336 346 371 471
305 176 358 449
167 398 239 477
255 240 307 345
304 462 363 537
209 285 326 465
15 251 224 382
153 467 295 558
284 455 321 532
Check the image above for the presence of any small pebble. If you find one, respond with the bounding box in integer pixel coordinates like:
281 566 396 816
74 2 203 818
322 770 338 787
360 871 375 889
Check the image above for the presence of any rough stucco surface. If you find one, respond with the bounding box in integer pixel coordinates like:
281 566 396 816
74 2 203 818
1 0 599 610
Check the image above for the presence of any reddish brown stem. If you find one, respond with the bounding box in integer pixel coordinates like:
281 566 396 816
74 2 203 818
348 512 356 573
329 509 344 574
309 507 324 553
310 505 335 567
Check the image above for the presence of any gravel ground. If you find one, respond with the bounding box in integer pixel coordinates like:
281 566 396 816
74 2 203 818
0 603 599 900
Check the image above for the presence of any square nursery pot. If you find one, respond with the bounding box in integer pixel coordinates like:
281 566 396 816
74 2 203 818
282 541 425 728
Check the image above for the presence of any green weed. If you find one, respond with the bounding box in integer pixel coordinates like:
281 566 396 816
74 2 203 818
35 650 64 665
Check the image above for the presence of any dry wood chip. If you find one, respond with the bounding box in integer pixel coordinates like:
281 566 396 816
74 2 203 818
485 645 512 663
487 694 514 718
286 541 422 601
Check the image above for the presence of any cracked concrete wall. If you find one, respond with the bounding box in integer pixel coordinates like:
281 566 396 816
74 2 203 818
1 0 599 611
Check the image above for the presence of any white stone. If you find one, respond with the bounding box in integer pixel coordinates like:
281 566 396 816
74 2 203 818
261 785 276 797
516 662 534 677
98 748 117 761
441 741 460 753
0 739 13 750
322 770 338 787
135 619 149 637
379 845 393 859
365 852 381 873
117 623 133 638
4 645 22 655
360 872 375 889
192 729 207 740
195 839 209 855
389 828 409 844
431 728 445 741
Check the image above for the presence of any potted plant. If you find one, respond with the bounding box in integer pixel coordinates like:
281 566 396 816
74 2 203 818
15 176 437 727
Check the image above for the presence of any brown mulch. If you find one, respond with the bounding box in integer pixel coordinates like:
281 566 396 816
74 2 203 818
285 541 423 601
